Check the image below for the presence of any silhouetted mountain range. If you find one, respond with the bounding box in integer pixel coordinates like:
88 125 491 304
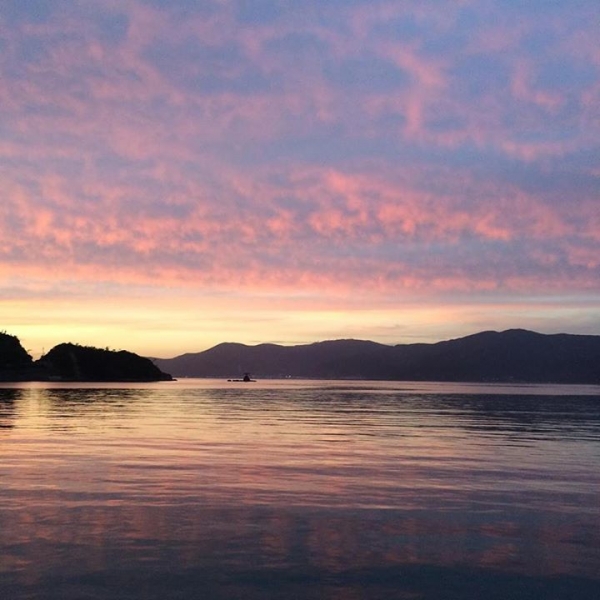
0 333 172 382
2 329 599 384
154 329 600 384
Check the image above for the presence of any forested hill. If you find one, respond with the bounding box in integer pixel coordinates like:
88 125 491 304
154 329 600 384
0 332 36 381
0 333 172 382
40 343 173 382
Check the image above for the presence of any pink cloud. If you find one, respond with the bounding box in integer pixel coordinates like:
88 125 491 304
0 0 598 316
2 101 598 305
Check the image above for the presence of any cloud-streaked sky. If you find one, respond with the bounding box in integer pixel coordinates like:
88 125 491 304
1 0 599 358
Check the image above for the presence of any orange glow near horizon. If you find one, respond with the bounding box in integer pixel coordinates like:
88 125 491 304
3 290 599 360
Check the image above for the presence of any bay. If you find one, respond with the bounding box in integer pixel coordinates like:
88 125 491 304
1 379 600 599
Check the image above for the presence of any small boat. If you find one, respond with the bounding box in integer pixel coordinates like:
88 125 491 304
227 372 256 382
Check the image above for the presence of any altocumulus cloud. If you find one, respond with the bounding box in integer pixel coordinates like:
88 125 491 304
0 0 599 306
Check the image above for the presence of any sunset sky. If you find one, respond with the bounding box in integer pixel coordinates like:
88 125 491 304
1 0 599 359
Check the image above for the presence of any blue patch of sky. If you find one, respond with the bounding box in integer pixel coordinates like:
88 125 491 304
452 156 598 216
224 130 508 176
311 0 380 7
235 0 282 24
1 0 55 24
193 70 277 95
520 29 558 55
535 59 597 92
93 12 129 45
420 23 471 58
425 239 522 277
507 127 580 145
495 0 591 14
454 5 486 30
1 145 84 181
349 238 496 268
141 0 221 17
144 37 277 94
274 197 317 223
486 161 600 203
9 31 92 79
427 115 468 134
94 154 153 177
235 0 387 26
15 36 46 65
76 240 136 266
500 98 582 134
132 199 195 220
558 146 600 173
377 112 408 132
370 15 422 42
264 31 330 60
224 130 390 166
324 56 410 93
512 241 574 275
449 53 511 96
145 37 240 72
17 102 73 120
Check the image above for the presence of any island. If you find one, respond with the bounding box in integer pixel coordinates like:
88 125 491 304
0 333 173 382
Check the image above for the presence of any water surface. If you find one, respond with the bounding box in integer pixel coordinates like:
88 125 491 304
1 380 599 599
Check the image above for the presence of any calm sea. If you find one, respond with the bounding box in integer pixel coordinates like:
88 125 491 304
1 379 599 599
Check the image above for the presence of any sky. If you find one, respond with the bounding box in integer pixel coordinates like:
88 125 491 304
1 0 599 359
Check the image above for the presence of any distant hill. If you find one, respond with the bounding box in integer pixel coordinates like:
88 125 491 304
154 329 600 384
154 339 387 379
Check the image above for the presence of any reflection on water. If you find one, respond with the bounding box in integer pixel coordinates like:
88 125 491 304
1 380 600 599
0 389 23 430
